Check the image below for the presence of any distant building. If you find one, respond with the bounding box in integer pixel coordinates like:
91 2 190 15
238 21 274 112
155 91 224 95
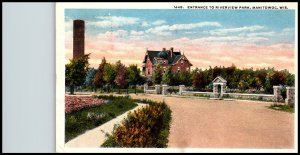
142 47 193 76
73 19 85 59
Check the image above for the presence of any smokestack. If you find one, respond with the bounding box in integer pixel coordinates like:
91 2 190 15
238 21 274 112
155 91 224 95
73 19 85 59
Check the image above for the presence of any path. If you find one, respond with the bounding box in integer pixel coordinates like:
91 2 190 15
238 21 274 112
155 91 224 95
65 103 147 148
129 94 294 149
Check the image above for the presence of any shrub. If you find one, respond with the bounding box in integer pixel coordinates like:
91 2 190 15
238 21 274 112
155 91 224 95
101 101 172 147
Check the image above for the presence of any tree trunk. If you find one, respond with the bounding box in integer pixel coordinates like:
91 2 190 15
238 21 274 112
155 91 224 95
70 85 75 95
135 86 137 94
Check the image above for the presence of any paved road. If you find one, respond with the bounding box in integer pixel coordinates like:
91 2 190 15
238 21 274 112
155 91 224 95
129 94 294 149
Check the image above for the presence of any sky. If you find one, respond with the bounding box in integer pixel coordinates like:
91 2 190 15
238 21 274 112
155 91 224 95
64 9 295 73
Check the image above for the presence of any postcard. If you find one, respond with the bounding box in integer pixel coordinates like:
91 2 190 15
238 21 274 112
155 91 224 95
56 2 298 153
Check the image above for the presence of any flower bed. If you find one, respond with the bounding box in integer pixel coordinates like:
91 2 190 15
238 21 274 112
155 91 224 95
65 96 105 113
65 95 138 142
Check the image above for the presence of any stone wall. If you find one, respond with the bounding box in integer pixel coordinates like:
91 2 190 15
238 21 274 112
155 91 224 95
223 93 274 102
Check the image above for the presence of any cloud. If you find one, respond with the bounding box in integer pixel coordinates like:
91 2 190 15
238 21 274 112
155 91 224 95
97 30 128 40
145 21 221 36
152 20 166 25
209 25 264 35
141 21 150 27
239 31 275 37
130 30 144 36
88 16 140 28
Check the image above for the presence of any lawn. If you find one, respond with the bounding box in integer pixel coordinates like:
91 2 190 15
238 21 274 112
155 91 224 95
269 104 294 113
65 95 138 142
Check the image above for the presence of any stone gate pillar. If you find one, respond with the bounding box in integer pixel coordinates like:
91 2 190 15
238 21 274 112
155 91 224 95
155 85 161 94
220 83 225 98
273 86 283 103
213 83 219 98
144 83 148 93
179 85 185 95
162 85 168 95
285 87 295 106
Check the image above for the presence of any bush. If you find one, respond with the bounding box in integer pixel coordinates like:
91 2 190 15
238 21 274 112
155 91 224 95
167 88 179 94
101 101 172 147
280 87 287 100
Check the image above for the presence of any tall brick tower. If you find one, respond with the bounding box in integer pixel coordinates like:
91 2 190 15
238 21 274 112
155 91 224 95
73 20 85 59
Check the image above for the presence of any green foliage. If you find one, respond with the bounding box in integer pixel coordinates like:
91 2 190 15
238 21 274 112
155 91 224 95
161 66 172 85
114 61 128 89
93 57 107 88
286 73 295 86
65 95 137 142
101 100 172 147
84 68 97 88
179 70 192 86
103 63 117 87
192 71 207 90
65 54 90 94
153 64 163 84
167 88 179 94
269 104 294 113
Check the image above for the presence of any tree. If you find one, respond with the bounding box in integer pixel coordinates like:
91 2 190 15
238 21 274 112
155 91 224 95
65 54 90 94
192 71 206 90
127 64 143 94
84 68 97 90
179 70 192 86
103 63 116 92
161 66 172 85
286 74 295 86
271 70 287 86
114 61 127 92
153 64 163 85
93 57 107 91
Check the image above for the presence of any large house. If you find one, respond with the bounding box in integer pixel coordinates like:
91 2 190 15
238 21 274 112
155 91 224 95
142 47 193 76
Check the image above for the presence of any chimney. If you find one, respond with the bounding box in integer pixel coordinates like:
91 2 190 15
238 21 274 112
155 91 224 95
162 48 166 51
170 47 174 58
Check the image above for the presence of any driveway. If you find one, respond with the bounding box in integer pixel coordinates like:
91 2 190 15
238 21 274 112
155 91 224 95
129 94 294 149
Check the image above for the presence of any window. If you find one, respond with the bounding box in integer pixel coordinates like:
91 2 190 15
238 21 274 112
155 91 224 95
163 60 166 64
177 67 180 73
186 67 189 71
163 67 166 73
148 68 150 75
181 60 184 65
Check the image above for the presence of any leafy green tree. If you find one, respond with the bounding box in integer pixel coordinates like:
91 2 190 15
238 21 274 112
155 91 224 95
153 64 163 85
179 70 191 86
271 70 287 86
65 54 90 94
93 57 107 92
172 72 180 86
84 68 97 90
127 64 144 93
286 74 295 86
103 63 116 92
192 71 206 90
161 66 172 85
114 61 127 92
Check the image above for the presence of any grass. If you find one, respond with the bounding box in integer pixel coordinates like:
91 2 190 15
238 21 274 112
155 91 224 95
65 95 138 142
269 104 294 113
